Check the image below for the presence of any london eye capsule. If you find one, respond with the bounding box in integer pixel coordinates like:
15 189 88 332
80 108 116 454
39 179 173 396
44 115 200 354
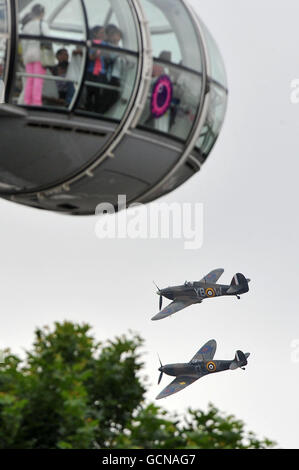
0 0 228 215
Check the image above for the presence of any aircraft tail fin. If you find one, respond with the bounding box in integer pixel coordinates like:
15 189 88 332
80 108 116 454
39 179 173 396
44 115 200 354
226 273 249 295
229 351 250 370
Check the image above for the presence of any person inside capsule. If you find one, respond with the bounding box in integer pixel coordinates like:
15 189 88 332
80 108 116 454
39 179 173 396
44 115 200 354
50 48 72 105
21 3 49 106
85 25 108 113
84 23 124 115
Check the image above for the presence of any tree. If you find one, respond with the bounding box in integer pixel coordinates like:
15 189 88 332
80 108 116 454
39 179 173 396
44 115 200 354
0 322 275 449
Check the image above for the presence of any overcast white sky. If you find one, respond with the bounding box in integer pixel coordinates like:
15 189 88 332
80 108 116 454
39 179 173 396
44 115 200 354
1 0 299 448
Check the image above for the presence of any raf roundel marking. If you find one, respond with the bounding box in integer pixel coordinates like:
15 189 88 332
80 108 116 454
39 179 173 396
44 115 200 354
206 361 216 372
151 75 173 118
205 287 216 298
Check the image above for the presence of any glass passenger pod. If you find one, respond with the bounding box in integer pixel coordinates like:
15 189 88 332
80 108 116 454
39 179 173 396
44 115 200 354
0 0 9 102
194 17 228 160
14 0 139 120
0 0 141 193
138 0 204 142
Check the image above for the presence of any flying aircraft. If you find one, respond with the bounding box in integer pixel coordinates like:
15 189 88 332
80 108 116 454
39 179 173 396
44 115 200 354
152 269 250 321
156 339 250 399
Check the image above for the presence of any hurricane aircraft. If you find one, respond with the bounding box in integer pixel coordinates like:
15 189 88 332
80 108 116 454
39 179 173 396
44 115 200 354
152 269 250 321
156 339 250 399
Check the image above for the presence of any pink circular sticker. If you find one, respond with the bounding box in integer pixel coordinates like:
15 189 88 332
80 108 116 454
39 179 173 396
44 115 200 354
151 75 173 118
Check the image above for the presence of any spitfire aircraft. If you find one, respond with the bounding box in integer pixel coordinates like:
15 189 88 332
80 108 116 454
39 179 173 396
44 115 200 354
156 339 250 399
152 269 250 321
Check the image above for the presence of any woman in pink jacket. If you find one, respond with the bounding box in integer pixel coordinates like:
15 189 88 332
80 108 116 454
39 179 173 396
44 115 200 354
22 4 49 106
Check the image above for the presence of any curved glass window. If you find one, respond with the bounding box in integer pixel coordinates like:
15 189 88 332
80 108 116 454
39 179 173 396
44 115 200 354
12 38 86 108
76 0 139 120
141 0 182 65
18 0 86 40
141 0 202 71
84 0 138 51
47 0 86 41
14 0 87 108
192 15 228 158
195 82 227 158
76 45 138 120
138 0 204 141
197 18 227 88
0 0 8 100
13 0 140 121
139 61 202 141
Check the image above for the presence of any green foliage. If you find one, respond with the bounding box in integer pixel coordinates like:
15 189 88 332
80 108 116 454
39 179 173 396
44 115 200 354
0 322 275 449
113 404 275 449
113 403 186 449
181 406 274 449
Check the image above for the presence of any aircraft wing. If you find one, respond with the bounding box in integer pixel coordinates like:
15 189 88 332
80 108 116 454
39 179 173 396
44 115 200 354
151 299 195 321
200 269 224 284
156 375 200 399
190 339 217 363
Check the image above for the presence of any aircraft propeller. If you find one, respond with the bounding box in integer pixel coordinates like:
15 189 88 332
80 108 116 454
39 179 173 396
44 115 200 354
158 354 163 385
153 281 163 310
